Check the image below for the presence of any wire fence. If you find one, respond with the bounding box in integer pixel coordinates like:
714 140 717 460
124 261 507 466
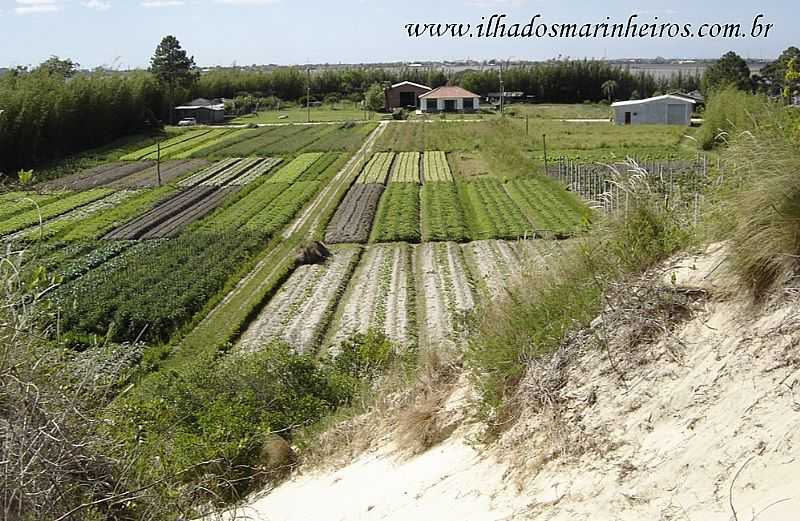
545 155 718 223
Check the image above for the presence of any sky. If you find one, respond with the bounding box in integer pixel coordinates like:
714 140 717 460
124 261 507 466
0 0 795 69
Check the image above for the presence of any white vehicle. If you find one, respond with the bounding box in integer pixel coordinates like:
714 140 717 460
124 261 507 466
177 117 197 126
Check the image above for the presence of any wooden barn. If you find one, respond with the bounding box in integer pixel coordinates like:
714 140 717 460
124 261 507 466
419 86 481 113
384 81 432 110
611 95 695 126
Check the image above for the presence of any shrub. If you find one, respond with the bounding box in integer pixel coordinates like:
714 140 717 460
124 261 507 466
698 86 771 149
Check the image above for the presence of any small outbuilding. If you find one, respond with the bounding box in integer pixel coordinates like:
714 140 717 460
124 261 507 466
611 95 695 126
384 81 432 110
175 97 226 124
419 86 481 113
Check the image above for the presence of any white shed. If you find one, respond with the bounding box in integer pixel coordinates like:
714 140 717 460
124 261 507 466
611 95 695 126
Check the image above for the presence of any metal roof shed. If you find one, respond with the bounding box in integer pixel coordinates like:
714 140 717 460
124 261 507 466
611 95 695 126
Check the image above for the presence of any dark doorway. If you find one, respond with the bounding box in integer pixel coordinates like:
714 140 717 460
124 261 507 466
444 99 457 112
463 98 474 111
399 91 417 107
624 112 632 125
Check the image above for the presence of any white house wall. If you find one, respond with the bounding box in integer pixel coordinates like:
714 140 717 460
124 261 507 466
614 99 692 125
421 98 480 111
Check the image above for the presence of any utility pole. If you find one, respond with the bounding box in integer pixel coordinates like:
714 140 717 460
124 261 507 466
156 140 162 187
306 68 311 123
542 134 548 173
499 65 504 117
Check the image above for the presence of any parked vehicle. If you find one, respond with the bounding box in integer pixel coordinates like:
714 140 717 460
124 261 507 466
178 117 197 126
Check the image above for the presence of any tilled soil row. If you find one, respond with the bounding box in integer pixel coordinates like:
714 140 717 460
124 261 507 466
327 242 415 350
238 246 361 354
324 183 384 244
108 159 210 189
40 161 155 191
103 186 238 240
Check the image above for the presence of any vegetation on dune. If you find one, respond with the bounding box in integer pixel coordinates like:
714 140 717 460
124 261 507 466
370 182 421 243
697 87 773 150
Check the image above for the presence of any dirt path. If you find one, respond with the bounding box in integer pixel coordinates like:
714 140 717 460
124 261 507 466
283 121 388 238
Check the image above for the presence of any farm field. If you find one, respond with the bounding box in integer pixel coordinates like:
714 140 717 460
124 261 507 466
369 182 420 243
121 128 214 161
324 183 384 243
238 245 362 354
389 151 420 183
420 181 470 242
356 151 395 184
230 102 376 124
0 189 114 238
3 119 593 399
327 242 416 348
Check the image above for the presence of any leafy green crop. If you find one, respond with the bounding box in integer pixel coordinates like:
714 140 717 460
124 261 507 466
423 151 453 182
356 152 395 184
268 153 323 183
420 181 469 242
458 178 533 240
390 152 420 183
506 176 592 234
369 182 420 243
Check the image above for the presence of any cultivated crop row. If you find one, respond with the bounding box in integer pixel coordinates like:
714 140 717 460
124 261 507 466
40 161 155 191
327 242 415 349
324 183 384 243
295 152 339 182
390 152 420 183
183 129 255 158
108 160 210 189
198 157 264 187
177 158 241 187
31 239 134 284
0 192 64 221
267 153 323 183
415 241 476 348
145 129 233 160
198 183 290 232
238 246 361 354
458 178 533 240
209 125 309 157
0 189 113 238
420 182 470 242
58 186 178 241
243 181 321 236
506 177 591 235
422 151 453 182
369 183 420 243
121 129 212 161
53 231 266 344
228 157 283 185
356 152 395 184
9 190 139 242
103 186 239 240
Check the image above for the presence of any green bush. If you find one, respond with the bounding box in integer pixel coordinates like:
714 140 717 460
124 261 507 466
698 87 771 149
113 332 397 510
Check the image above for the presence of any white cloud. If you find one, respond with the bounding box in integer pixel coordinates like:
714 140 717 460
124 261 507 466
14 0 62 15
82 0 112 10
141 0 184 7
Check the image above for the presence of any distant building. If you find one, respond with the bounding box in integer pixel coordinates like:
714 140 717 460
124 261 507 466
175 97 226 124
419 86 481 113
384 81 432 110
670 90 705 106
486 91 525 103
611 95 695 126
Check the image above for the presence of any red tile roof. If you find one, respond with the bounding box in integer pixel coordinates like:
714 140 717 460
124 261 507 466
419 86 480 99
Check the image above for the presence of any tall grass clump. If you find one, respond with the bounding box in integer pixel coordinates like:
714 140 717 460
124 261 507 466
698 86 771 150
714 100 800 299
467 164 695 414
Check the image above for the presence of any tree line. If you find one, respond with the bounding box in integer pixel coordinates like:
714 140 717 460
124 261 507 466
1 34 796 176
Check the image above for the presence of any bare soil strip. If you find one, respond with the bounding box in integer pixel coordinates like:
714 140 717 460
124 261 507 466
323 183 384 243
103 186 239 240
327 242 415 350
238 246 361 354
39 161 155 191
107 159 210 189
